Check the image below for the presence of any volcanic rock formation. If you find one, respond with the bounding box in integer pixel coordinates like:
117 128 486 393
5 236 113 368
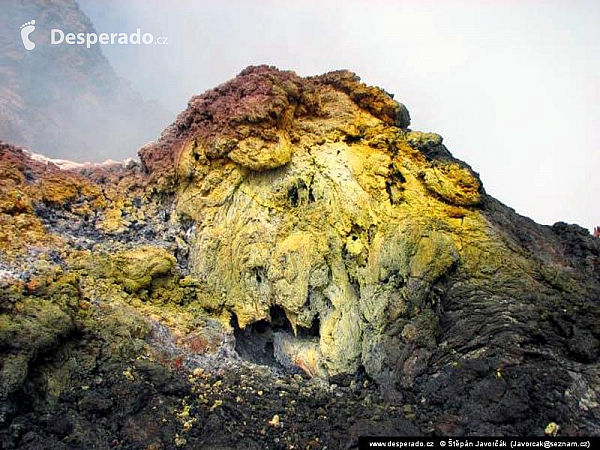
1 66 600 448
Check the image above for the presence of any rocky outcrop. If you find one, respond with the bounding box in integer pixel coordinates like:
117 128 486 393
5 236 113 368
0 0 170 161
1 66 600 447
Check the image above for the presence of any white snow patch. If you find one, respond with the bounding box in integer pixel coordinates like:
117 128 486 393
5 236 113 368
23 149 136 171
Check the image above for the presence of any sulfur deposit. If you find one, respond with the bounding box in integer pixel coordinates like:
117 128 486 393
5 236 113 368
1 66 599 448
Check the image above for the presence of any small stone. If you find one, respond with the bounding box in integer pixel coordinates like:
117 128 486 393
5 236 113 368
401 324 418 342
545 422 559 436
122 368 134 381
174 434 187 447
78 300 91 310
269 414 281 428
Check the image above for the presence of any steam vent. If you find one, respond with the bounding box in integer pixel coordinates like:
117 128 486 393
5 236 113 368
1 66 599 447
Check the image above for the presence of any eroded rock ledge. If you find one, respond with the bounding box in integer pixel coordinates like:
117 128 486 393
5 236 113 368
1 66 600 443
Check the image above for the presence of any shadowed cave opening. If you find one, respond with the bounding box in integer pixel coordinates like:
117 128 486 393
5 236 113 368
232 305 320 372
287 179 316 207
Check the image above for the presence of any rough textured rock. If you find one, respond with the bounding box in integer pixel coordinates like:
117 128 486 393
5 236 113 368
111 246 176 293
1 66 600 448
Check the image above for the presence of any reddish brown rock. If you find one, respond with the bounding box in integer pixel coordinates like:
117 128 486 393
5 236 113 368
139 65 409 184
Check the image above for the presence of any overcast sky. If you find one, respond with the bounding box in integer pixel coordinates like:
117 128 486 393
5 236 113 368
78 0 599 231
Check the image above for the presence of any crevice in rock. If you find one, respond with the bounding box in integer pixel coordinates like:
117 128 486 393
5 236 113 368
299 314 321 339
385 163 406 205
308 185 316 203
233 307 287 367
288 184 300 207
233 306 320 373
251 267 266 284
287 178 316 207
343 133 363 144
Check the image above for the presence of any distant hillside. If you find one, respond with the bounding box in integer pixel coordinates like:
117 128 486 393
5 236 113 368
0 0 170 161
